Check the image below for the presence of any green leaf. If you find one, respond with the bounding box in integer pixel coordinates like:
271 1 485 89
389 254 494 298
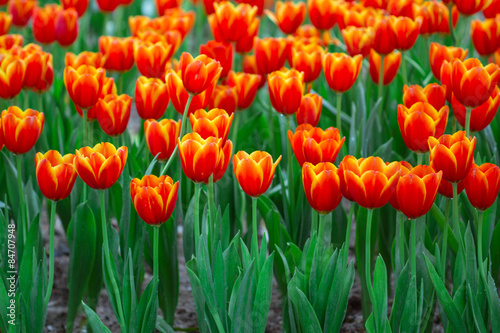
231 260 254 333
251 253 275 333
389 262 410 333
156 316 176 333
466 283 487 333
82 301 111 333
288 287 322 333
400 275 418 333
136 278 159 333
372 256 388 333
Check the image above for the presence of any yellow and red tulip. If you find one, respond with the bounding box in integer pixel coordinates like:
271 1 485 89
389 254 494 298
369 50 401 86
323 52 363 93
0 106 44 155
226 71 261 110
464 163 500 211
189 108 233 143
452 87 500 132
268 69 304 116
302 162 342 215
95 94 132 137
135 76 169 120
208 85 238 115
233 150 281 197
99 36 135 72
296 93 322 127
35 151 77 201
64 65 106 110
144 119 181 161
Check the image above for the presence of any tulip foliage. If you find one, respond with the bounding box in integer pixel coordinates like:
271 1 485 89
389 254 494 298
2 0 500 333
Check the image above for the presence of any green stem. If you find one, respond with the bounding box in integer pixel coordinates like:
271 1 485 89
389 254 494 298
118 72 124 94
411 218 417 280
378 55 385 101
477 210 486 281
45 201 57 306
208 175 216 257
161 95 193 175
318 213 326 248
448 5 456 46
395 211 405 282
416 153 423 166
252 197 259 274
153 226 159 283
342 203 355 266
16 155 27 242
194 183 201 252
336 93 342 136
82 108 87 145
465 107 471 138
441 199 450 277
311 210 318 237
452 183 460 236
365 209 375 320
402 52 408 85
100 191 125 327
286 116 295 236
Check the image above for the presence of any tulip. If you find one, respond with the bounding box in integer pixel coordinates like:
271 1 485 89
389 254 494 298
130 175 179 225
398 102 449 153
342 26 374 58
76 77 116 120
208 85 238 115
74 142 128 189
0 54 26 99
372 16 396 55
212 2 258 43
302 162 342 215
395 165 442 219
465 163 500 211
471 19 500 57
234 16 260 54
288 124 345 166
273 1 306 34
190 108 233 143
294 24 322 40
438 178 464 198
0 12 12 36
135 76 169 120
165 70 215 116
342 6 377 28
62 0 89 17
199 40 233 78
387 0 414 18
483 0 500 18
428 131 476 184
452 87 500 133
242 55 267 88
453 0 489 15
0 106 44 155
96 0 121 12
64 65 106 110
389 16 421 51
178 52 222 95
22 48 54 93
226 71 261 110
35 151 77 201
32 4 60 44
0 123 4 151
289 43 324 84
296 93 322 127
55 8 79 47
65 51 105 68
0 34 23 50
429 42 468 80
212 139 232 183
178 132 221 183
99 36 135 72
155 0 183 15
95 94 132 137
369 50 401 85
254 37 288 75
323 53 363 93
203 0 221 15
134 40 174 78
8 0 36 27
308 0 340 31
144 119 181 162
416 1 459 35
402 83 446 110
268 69 304 116
233 150 281 197
387 161 412 212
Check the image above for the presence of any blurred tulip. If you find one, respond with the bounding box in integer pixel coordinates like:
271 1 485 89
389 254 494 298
212 139 232 183
226 71 261 110
96 0 121 12
0 54 26 99
76 77 116 120
135 76 169 120
452 87 500 133
62 0 89 17
323 53 362 93
178 52 222 95
254 37 288 75
178 132 221 183
35 151 77 201
144 119 181 161
0 34 23 50
234 16 260 53
208 85 238 115
65 51 105 68
155 0 183 14
372 16 396 55
296 93 322 127
130 175 179 225
8 0 36 27
204 0 223 15
342 6 378 28
74 142 127 189
0 106 44 154
54 8 78 47
95 94 132 136
396 165 442 219
273 1 306 34
389 16 421 51
290 43 324 84
451 58 500 108
233 150 281 197
302 162 342 214
465 163 500 211
64 65 106 110
134 40 173 78
452 0 488 15
471 19 500 57
288 124 345 166
429 42 468 80
242 55 267 88
22 47 54 92
199 40 233 78
428 131 476 183
438 178 464 198
387 0 414 18
482 0 500 18
388 161 412 211
213 2 258 42
165 70 215 116
416 1 459 36
268 69 304 115
0 122 3 151
308 0 341 31
342 26 374 58
0 12 12 36
403 83 446 110
369 50 401 85
32 5 59 44
190 108 233 143
294 24 321 40
99 36 135 72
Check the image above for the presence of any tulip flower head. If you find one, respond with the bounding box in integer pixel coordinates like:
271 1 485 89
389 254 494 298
8 0 36 27
290 42 324 84
55 8 79 47
32 4 60 44
65 51 105 68
0 54 26 99
144 119 181 162
208 85 238 115
465 163 500 211
471 19 500 57
199 40 233 78
178 132 222 183
387 161 412 211
429 42 468 80
369 50 401 85
323 52 363 93
453 0 489 15
35 151 77 201
0 12 12 36
452 87 500 133
254 37 289 75
190 108 233 143
99 36 135 72
342 26 374 58
212 2 258 42
134 39 174 78
226 71 262 110
64 65 106 110
130 175 179 225
372 16 396 55
389 16 421 51
76 76 117 120
268 68 304 116
178 52 222 95
308 0 341 31
62 0 90 17
1 106 44 155
273 1 306 34
296 93 322 127
233 150 282 197
96 94 132 137
302 162 343 215
234 16 260 54
402 83 446 110
134 76 169 120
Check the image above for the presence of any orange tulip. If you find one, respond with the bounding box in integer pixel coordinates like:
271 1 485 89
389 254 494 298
0 106 44 155
288 124 345 166
234 16 260 54
342 6 378 28
134 40 173 78
0 122 3 151
471 19 500 57
21 47 54 93
99 36 135 72
438 178 464 198
453 0 489 15
144 119 181 161
323 53 362 93
62 0 89 17
76 77 116 120
242 55 267 88
389 16 421 51
130 175 179 225
95 94 132 137
296 93 322 127
368 50 401 85
0 34 23 50
178 132 221 183
65 51 105 68
0 54 26 99
402 83 446 110
451 58 500 108
55 8 78 47
212 139 232 183
395 165 442 219
155 0 183 15
483 0 500 18
342 156 401 209
428 131 476 183
398 102 449 154
465 163 500 211
308 0 341 31
178 52 222 95
254 37 288 75
372 16 396 55
342 26 374 58
273 1 306 34
96 0 120 12
212 2 258 43
428 42 468 80
233 150 281 197
452 87 500 132
64 65 106 110
302 162 342 215
226 71 261 110
387 161 412 211
415 1 459 36
268 69 304 116
208 85 238 115
0 12 12 36
290 43 324 84
387 0 414 18
199 40 233 78
165 69 215 116
32 4 60 44
135 76 169 120
8 0 36 27
294 24 322 40
190 108 233 143
74 142 128 189
35 151 77 201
